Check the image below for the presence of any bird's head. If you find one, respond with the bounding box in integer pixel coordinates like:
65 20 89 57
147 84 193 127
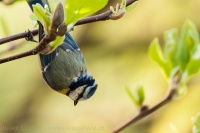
67 73 97 106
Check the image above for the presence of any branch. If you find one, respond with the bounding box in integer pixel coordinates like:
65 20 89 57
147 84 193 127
111 77 179 133
76 0 137 25
0 36 52 64
0 1 66 64
0 29 38 45
0 0 137 45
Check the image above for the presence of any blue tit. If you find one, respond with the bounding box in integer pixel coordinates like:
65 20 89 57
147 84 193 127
27 0 97 106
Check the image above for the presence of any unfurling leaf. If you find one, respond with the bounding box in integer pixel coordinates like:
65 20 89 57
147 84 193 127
30 3 52 35
163 28 178 64
65 0 108 27
126 1 138 12
49 35 65 53
192 113 200 133
149 20 200 86
148 38 172 77
176 20 200 71
126 85 145 106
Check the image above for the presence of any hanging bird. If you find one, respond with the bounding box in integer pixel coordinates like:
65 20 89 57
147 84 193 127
26 0 97 106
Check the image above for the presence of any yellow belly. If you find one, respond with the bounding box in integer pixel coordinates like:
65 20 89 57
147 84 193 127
57 88 70 95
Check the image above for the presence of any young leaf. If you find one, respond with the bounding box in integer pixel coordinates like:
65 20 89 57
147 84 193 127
126 1 138 12
175 20 200 71
169 66 180 82
177 85 187 98
192 113 200 133
30 3 52 34
134 85 145 106
148 38 172 77
49 35 65 53
181 21 200 82
65 0 108 26
163 28 178 64
183 45 200 81
125 85 145 106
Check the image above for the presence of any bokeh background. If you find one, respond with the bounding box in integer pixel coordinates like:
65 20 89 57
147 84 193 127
0 0 200 133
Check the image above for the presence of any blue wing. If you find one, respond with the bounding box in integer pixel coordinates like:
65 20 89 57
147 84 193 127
63 32 79 50
27 0 80 69
39 32 80 70
27 0 82 88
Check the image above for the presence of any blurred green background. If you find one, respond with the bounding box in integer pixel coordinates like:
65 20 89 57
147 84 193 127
0 0 200 133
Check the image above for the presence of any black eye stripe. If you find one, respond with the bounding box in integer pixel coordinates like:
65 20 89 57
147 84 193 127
66 75 95 96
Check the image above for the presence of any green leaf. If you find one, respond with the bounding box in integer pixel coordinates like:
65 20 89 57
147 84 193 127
125 85 145 106
110 6 116 15
192 113 200 133
163 28 178 64
49 35 65 53
126 1 138 12
169 66 180 82
183 45 200 81
175 20 200 71
180 21 200 82
30 3 52 34
148 38 172 77
65 0 108 25
177 85 187 97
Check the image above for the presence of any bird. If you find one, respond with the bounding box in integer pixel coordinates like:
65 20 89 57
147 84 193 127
26 0 97 106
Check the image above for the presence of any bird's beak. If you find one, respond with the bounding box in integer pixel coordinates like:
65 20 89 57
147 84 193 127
74 99 79 106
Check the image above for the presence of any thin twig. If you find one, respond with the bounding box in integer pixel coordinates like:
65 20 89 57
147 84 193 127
0 0 137 45
0 0 137 63
0 29 38 45
0 36 51 64
111 77 179 133
76 0 136 25
0 0 67 64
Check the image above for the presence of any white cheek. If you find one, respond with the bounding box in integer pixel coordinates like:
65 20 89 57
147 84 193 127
68 86 86 101
68 91 78 101
83 87 90 98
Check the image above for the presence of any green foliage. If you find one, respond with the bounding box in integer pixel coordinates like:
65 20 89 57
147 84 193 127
126 85 145 107
30 4 52 35
29 0 108 52
65 0 108 29
192 113 200 133
126 1 138 12
149 38 172 77
110 0 138 19
50 36 65 52
149 20 200 85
